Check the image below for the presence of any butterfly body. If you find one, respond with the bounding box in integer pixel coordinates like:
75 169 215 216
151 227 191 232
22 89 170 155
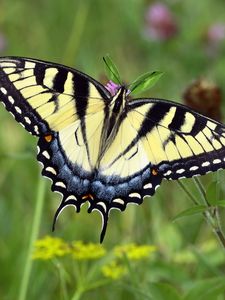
1 57 225 242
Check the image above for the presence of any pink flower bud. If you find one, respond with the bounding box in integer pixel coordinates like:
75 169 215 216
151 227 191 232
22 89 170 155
105 80 120 96
145 2 177 41
205 23 225 56
207 23 225 43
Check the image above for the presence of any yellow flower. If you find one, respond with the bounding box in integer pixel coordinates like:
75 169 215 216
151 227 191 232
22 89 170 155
102 260 127 280
32 236 69 260
71 241 106 260
114 243 157 260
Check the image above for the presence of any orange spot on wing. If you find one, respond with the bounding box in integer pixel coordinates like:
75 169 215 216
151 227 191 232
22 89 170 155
44 134 53 142
82 194 94 201
152 168 158 176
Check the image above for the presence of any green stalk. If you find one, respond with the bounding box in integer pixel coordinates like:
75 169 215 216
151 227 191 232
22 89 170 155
71 288 84 300
177 180 199 205
62 1 90 66
193 177 209 205
178 177 225 249
18 178 46 300
70 279 111 300
194 177 225 247
53 259 69 300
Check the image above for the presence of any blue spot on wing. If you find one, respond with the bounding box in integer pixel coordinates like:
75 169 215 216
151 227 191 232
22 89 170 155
37 133 163 243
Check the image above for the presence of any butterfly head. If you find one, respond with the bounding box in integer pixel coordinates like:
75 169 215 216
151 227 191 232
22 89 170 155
110 85 130 113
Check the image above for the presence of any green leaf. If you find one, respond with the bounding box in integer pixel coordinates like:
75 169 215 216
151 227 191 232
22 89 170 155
148 283 182 300
103 55 121 84
206 181 218 205
215 200 225 207
172 205 208 222
129 71 163 95
184 277 225 300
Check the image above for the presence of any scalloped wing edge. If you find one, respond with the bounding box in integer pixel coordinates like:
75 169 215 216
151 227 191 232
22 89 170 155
36 137 163 242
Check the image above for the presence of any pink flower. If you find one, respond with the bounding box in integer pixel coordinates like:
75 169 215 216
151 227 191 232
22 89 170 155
105 80 120 96
205 23 225 56
145 2 177 41
207 23 225 43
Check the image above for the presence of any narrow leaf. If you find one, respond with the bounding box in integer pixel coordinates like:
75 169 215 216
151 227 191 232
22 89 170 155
129 71 163 95
206 181 217 205
172 205 208 222
184 277 225 300
148 283 182 300
103 55 121 84
215 200 225 207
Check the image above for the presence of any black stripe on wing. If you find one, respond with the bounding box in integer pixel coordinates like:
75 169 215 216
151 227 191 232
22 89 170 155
37 131 163 242
139 102 171 136
52 68 68 93
73 72 91 159
168 107 186 131
33 62 47 86
159 146 225 180
0 57 111 136
129 98 225 180
0 65 50 135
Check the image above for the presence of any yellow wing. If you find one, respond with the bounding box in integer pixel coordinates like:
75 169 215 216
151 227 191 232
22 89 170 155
2 58 225 242
100 98 225 184
0 57 110 134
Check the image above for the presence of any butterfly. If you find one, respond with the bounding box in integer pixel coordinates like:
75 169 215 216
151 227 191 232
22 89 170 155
1 57 225 242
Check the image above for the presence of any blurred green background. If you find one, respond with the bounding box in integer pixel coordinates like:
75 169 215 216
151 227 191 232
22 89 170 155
1 0 225 299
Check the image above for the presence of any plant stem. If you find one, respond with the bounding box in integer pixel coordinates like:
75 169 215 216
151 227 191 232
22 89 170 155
193 177 209 205
177 180 199 205
178 178 225 249
71 288 84 300
62 1 90 66
214 227 225 248
194 177 225 248
53 259 69 300
18 178 46 300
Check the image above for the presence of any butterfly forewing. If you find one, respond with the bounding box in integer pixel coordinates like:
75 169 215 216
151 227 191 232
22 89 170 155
128 99 225 179
0 57 110 135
